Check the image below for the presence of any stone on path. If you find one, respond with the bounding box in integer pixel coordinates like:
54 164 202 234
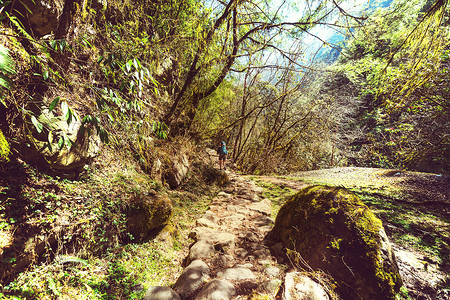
195 279 235 300
283 272 329 300
262 279 283 296
173 260 210 299
265 266 281 278
244 232 259 242
188 240 215 264
217 191 232 198
217 267 256 281
253 186 265 194
235 247 248 258
243 193 260 202
202 210 219 223
196 217 218 228
227 205 250 215
214 254 234 267
254 247 271 259
221 217 243 230
143 286 181 300
247 198 272 215
190 227 236 250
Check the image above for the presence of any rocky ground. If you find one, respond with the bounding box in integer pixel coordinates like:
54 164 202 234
142 164 449 299
144 171 291 299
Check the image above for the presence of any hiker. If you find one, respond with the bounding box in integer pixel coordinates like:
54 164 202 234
217 141 228 170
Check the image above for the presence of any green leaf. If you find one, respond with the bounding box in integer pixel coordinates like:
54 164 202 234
82 115 92 124
50 40 57 51
61 101 69 117
99 128 109 143
107 112 114 121
48 97 60 112
133 58 140 69
126 60 132 73
60 39 66 51
66 110 72 124
31 115 43 133
43 71 49 80
58 137 64 149
48 131 53 143
65 137 72 150
0 97 7 108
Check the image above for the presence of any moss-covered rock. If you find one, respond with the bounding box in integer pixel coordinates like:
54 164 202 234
26 108 100 171
126 193 173 240
266 185 402 300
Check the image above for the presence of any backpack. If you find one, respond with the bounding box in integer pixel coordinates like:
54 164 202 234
217 144 228 155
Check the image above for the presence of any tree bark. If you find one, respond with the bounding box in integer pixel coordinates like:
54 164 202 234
55 0 78 39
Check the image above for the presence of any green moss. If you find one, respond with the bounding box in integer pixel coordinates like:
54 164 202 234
269 185 402 299
0 129 10 161
330 238 343 250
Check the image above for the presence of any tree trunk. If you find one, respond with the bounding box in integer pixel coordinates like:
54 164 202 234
55 0 78 39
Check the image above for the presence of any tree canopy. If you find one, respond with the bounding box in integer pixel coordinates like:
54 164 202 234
0 0 448 174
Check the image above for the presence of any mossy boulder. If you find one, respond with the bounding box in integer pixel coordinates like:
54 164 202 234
126 193 173 240
26 108 100 171
266 185 402 300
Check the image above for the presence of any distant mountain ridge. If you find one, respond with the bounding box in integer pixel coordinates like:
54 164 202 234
312 0 394 63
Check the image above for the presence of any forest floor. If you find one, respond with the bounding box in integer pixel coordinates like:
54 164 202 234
247 167 449 299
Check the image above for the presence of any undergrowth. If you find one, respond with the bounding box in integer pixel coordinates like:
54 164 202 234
250 178 296 218
0 145 218 299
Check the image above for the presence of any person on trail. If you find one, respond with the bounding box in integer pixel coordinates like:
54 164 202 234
217 141 228 170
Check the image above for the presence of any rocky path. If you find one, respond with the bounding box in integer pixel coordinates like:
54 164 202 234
142 165 448 299
143 171 293 300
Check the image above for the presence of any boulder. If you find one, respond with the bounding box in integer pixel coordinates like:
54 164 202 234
126 193 173 240
194 279 235 300
174 260 210 299
283 272 329 300
27 108 100 171
143 286 181 300
164 154 189 188
266 185 402 300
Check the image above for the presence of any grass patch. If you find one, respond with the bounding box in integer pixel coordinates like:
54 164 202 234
250 178 296 218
